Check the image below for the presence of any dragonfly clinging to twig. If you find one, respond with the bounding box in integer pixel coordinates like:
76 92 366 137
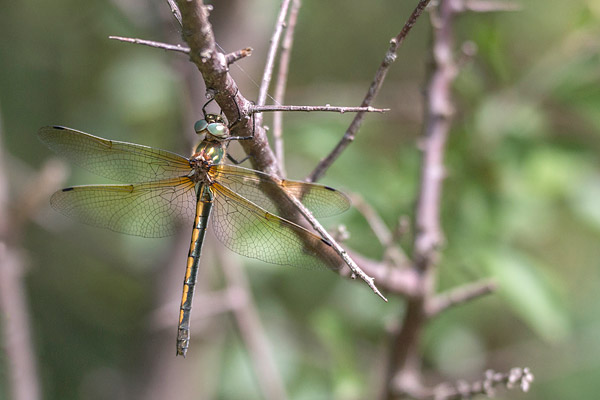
39 111 350 357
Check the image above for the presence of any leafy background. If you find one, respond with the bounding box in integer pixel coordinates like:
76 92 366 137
1 0 599 399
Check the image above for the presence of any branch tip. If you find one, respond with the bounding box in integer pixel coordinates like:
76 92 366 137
225 47 253 65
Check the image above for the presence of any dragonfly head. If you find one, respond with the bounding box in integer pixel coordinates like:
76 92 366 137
194 114 229 140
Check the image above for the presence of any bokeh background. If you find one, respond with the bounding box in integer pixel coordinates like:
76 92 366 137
1 0 600 399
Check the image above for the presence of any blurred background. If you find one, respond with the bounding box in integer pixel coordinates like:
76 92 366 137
1 0 599 399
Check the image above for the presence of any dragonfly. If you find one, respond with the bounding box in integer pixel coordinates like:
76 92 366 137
39 113 350 357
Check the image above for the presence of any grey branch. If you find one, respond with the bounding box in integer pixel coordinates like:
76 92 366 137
284 192 388 302
165 0 183 26
225 47 253 65
426 279 498 317
350 193 408 267
251 105 389 113
307 0 433 183
257 0 292 106
434 368 534 399
459 0 521 12
220 253 289 400
273 0 302 175
383 1 458 398
109 35 190 54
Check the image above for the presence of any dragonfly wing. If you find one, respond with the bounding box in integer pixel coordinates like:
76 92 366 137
38 126 191 183
51 177 196 238
211 164 350 218
211 182 343 271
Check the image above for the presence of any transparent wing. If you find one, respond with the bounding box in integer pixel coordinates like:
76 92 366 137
211 182 343 270
50 177 196 238
210 164 350 218
39 126 191 183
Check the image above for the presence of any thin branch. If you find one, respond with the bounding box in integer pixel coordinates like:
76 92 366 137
426 279 497 317
109 35 190 54
257 0 292 106
220 252 289 400
252 105 389 113
0 247 41 400
284 192 388 301
166 0 183 26
383 1 457 397
225 47 253 65
0 107 42 400
381 215 411 266
150 289 239 330
433 367 534 399
459 0 521 12
413 1 458 271
350 193 408 267
343 252 418 297
307 0 433 182
273 0 302 175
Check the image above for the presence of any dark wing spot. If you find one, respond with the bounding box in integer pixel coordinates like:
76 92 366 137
321 238 332 247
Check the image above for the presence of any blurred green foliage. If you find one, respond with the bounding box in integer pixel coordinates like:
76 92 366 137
1 0 600 399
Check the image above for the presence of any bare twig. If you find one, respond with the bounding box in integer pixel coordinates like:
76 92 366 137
460 0 521 12
426 279 497 317
273 0 302 175
307 0 433 182
350 193 408 267
343 252 419 297
434 367 534 399
109 35 191 54
413 1 458 271
150 289 239 330
0 246 41 400
220 252 289 400
225 47 253 65
257 0 292 107
283 192 388 301
166 0 183 26
252 104 389 113
0 109 42 400
383 1 458 397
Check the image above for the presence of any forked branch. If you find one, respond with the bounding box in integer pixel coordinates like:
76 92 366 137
173 0 387 300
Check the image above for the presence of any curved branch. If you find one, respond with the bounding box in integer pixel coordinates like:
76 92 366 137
307 0 433 182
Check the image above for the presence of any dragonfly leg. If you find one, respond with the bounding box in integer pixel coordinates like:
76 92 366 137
226 153 252 165
226 108 256 141
202 94 217 117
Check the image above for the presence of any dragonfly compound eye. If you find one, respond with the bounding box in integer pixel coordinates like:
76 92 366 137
194 119 209 135
207 123 228 139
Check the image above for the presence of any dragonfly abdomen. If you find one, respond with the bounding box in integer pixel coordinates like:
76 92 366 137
177 184 213 357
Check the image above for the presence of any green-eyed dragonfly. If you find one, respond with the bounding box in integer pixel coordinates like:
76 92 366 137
39 114 349 356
